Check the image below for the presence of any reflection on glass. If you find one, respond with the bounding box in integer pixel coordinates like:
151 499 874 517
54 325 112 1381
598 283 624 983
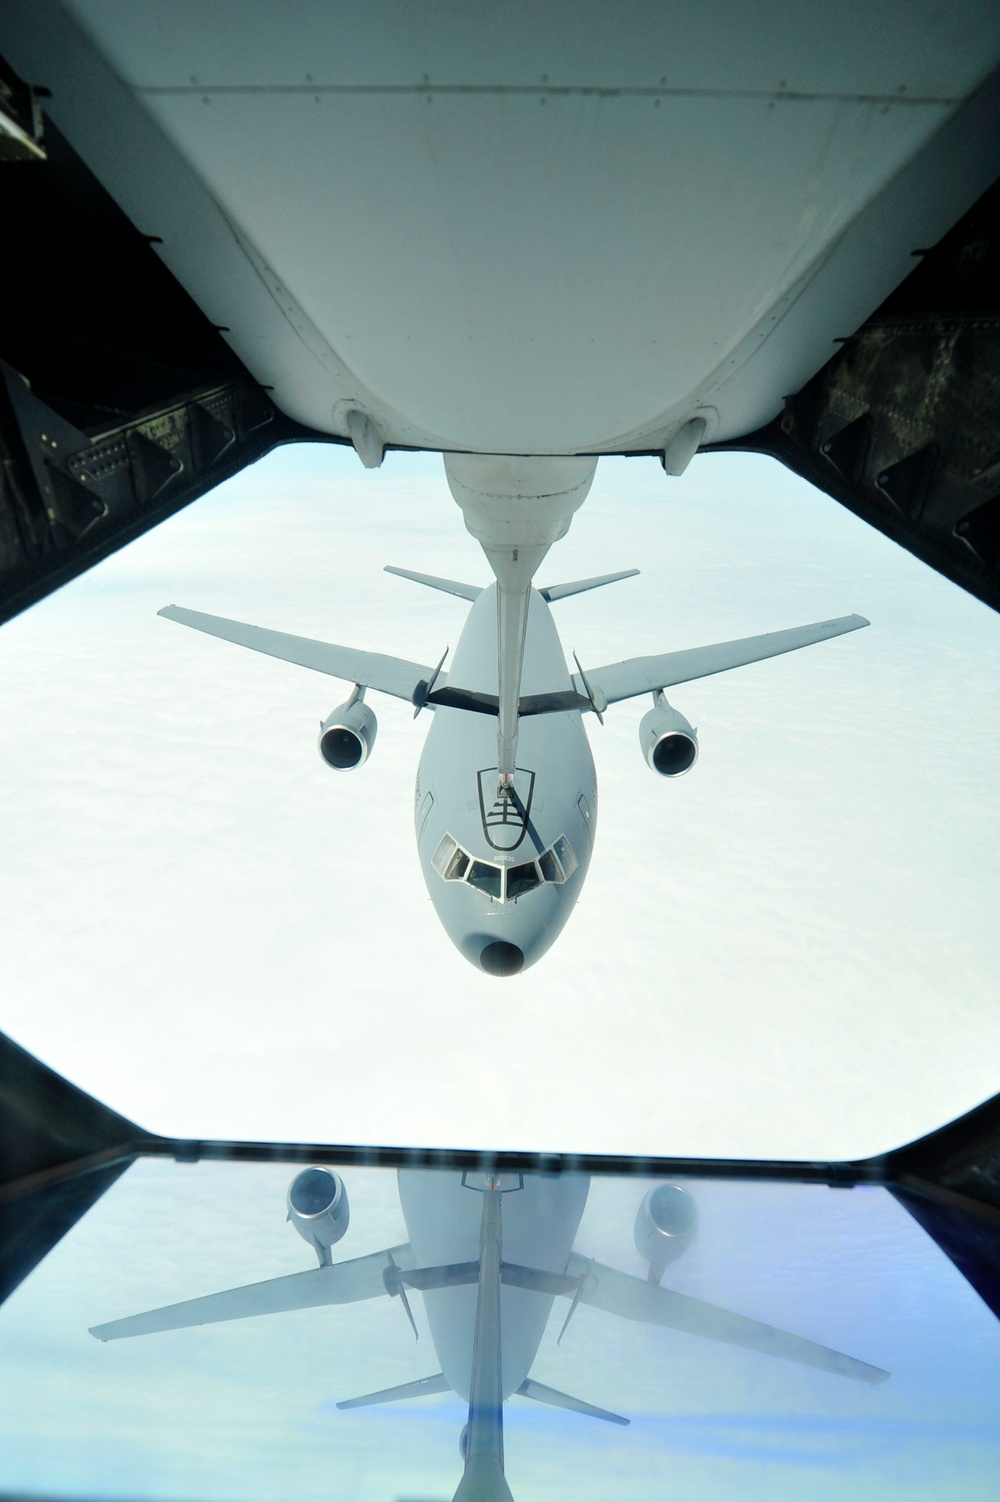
506 861 541 900
552 835 577 881
466 860 502 899
432 834 458 877
4 1160 1000 1502
433 835 473 882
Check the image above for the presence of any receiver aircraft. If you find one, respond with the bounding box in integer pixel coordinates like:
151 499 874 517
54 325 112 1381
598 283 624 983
160 453 868 976
90 1166 888 1502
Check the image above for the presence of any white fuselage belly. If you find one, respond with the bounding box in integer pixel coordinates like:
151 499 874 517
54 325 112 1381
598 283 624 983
5 6 998 453
397 1170 591 1402
416 586 596 972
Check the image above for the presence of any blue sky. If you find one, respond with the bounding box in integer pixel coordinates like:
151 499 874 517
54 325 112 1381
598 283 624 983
0 444 997 1157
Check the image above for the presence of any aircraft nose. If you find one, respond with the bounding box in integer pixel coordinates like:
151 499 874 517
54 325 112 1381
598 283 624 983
479 940 525 977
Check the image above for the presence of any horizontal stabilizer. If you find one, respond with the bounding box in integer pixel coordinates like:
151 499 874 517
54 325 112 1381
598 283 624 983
575 614 869 706
90 1243 412 1340
401 1261 480 1292
159 606 442 704
539 569 639 603
337 1372 450 1410
385 565 482 601
564 1254 888 1384
516 1377 629 1426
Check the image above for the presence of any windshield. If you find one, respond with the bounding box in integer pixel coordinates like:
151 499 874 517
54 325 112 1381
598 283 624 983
433 835 577 902
506 860 542 899
466 859 503 899
3 1157 999 1502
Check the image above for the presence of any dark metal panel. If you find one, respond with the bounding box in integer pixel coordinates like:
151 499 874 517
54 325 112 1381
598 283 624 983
0 1161 133 1307
0 71 338 629
712 174 1000 614
0 1031 148 1307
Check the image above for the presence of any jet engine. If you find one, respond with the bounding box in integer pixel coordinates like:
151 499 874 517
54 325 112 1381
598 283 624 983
287 1166 350 1265
318 698 377 769
634 1183 698 1283
639 693 698 777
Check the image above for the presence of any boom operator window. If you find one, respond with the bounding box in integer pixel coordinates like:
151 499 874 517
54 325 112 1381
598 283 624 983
432 834 577 901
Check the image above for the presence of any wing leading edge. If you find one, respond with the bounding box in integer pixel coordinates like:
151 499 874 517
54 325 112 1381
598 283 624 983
574 614 869 706
159 606 442 703
89 1243 412 1341
563 1253 888 1385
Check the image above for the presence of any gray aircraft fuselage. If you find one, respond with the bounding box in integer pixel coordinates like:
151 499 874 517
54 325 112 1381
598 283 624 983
398 1169 590 1405
415 585 595 977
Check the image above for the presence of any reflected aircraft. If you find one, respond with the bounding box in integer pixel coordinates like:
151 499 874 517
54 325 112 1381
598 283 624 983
90 1167 887 1502
161 454 867 975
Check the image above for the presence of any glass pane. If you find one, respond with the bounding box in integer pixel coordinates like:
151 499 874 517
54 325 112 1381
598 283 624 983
506 861 541 899
444 848 469 881
431 834 458 877
3 1160 999 1502
466 860 502 899
552 836 577 881
538 849 560 883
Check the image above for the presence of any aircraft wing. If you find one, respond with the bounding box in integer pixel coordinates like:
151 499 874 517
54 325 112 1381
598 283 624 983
90 1243 412 1341
574 615 868 706
564 1254 888 1384
159 606 442 703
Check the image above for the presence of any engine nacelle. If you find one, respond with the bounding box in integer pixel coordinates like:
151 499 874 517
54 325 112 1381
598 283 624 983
634 1183 698 1283
639 694 698 777
287 1167 350 1265
318 699 377 769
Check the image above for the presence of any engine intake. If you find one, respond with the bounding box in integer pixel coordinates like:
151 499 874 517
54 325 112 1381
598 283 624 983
287 1167 350 1265
319 698 377 769
639 693 698 777
634 1183 697 1283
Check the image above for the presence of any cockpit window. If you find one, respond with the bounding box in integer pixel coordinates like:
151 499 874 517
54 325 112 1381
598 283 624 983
506 861 541 900
466 860 503 899
432 834 576 899
552 835 578 881
432 835 472 882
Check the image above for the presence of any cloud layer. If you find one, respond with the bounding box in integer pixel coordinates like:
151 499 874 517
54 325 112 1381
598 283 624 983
0 447 997 1158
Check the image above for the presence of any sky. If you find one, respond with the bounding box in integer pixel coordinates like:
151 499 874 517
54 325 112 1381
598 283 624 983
0 443 998 1158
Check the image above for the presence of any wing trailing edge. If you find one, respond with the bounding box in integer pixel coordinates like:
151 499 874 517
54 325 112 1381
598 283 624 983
89 1243 412 1340
575 614 869 706
158 606 443 703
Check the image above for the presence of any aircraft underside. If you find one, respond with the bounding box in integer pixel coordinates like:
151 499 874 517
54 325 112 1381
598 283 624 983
0 3 999 622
